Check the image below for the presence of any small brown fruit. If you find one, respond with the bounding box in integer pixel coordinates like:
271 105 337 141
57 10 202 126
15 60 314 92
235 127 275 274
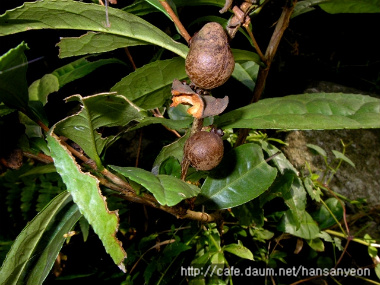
184 131 224 171
185 22 235 90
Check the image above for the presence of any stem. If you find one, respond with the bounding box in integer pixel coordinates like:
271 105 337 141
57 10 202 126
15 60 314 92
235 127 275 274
180 118 203 180
244 25 266 63
320 199 346 235
159 0 191 44
325 229 380 248
235 0 297 146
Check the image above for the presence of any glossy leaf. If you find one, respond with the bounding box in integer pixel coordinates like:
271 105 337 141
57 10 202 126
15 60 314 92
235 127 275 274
123 0 225 16
110 166 201 206
54 93 143 167
152 133 189 174
0 191 81 285
216 93 380 130
223 243 254 260
292 0 327 18
111 57 187 110
261 142 307 228
232 61 259 92
47 133 127 271
57 32 148 58
0 0 188 58
0 42 29 110
312 198 343 229
197 143 277 210
130 116 192 132
232 49 263 66
319 0 380 13
29 57 122 105
278 209 320 239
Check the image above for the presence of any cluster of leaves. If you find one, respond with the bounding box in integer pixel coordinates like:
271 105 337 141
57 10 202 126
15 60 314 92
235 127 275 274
0 0 380 284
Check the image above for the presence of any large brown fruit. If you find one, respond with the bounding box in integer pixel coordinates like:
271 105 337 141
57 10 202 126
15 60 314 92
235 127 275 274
185 22 235 90
184 131 224 171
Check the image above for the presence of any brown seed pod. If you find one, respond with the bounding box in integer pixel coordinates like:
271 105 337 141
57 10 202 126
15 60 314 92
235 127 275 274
185 22 235 90
184 131 224 171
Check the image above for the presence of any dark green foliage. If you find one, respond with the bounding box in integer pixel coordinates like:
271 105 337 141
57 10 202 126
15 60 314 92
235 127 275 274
0 0 379 284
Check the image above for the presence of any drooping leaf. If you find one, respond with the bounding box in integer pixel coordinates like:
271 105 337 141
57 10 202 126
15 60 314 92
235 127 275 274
232 49 263 66
232 61 259 92
54 93 143 168
0 191 81 285
216 93 380 130
278 209 320 239
312 198 343 229
0 103 15 117
332 150 355 167
197 143 277 210
223 243 254 260
319 0 380 14
0 42 29 111
130 116 192 132
109 166 201 206
152 133 189 174
111 57 187 110
292 0 327 18
29 57 123 105
0 0 188 58
28 74 59 105
307 143 327 158
47 133 127 271
261 142 307 228
57 32 148 58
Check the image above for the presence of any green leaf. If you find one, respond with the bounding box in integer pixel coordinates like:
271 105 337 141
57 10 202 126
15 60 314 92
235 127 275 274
306 238 325 252
159 156 181 178
57 32 148 58
278 209 320 239
54 93 143 168
292 0 327 18
123 0 225 16
0 0 188 59
197 143 277 210
232 49 263 66
223 243 254 260
307 143 327 158
261 142 307 228
319 0 380 13
215 93 380 130
109 166 201 206
312 198 343 229
0 191 81 285
47 133 127 271
53 57 124 88
28 74 59 105
332 150 355 167
0 103 15 117
0 42 29 111
111 57 187 110
131 116 192 132
152 132 190 174
20 164 56 177
29 56 125 113
232 61 259 92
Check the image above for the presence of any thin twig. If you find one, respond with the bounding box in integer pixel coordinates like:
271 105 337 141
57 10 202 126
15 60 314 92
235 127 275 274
159 0 191 43
244 24 266 63
23 151 54 164
235 0 297 147
152 108 181 138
